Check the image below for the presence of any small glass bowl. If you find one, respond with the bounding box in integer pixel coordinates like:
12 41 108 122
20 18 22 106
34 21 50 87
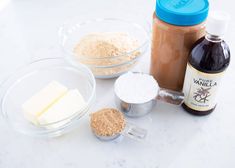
59 17 150 79
0 58 96 137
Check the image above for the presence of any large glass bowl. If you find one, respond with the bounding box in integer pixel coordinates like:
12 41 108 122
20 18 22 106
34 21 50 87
59 17 150 79
0 58 96 137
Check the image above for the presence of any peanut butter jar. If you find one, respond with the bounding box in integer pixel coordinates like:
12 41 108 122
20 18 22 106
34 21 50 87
150 0 209 91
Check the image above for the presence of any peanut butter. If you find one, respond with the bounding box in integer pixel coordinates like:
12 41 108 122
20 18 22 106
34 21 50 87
150 13 205 91
150 0 209 91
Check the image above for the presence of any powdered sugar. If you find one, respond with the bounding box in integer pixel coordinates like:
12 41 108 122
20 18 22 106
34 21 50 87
114 72 159 104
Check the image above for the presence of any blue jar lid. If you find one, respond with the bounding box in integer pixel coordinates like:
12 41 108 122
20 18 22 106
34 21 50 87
156 0 209 26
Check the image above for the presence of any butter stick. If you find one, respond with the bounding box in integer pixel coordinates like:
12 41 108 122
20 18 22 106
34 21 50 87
22 81 68 124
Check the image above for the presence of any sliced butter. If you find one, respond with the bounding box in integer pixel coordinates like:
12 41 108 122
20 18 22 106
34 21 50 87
38 89 87 126
22 81 68 124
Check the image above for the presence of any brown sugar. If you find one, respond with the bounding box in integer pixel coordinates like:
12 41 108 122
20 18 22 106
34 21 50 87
90 108 126 137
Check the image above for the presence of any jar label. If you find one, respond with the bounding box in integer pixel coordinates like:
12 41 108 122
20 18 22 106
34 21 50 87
183 63 224 111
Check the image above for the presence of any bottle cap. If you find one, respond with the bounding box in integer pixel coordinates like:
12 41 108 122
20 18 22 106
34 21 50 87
206 11 230 36
155 0 209 26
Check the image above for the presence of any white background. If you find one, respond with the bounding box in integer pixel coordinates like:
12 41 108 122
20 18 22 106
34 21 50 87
0 0 234 168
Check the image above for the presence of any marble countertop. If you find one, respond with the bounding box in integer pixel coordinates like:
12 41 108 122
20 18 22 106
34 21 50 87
0 0 234 168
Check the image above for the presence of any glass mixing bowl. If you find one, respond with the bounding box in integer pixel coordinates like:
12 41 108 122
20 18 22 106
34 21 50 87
59 17 150 79
0 58 96 137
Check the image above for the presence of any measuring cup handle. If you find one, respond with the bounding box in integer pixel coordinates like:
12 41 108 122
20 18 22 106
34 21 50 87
121 122 147 141
157 88 184 105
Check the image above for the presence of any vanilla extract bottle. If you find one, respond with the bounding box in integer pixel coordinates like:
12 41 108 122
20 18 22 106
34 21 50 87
182 11 230 116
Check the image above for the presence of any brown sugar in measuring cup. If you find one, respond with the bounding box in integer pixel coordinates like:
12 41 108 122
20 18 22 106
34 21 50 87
90 108 126 137
90 108 147 141
150 0 209 91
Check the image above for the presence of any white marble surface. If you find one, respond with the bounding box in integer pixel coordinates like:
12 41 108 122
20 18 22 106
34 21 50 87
0 0 235 168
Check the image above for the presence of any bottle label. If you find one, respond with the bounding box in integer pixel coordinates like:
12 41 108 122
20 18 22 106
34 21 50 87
183 64 224 111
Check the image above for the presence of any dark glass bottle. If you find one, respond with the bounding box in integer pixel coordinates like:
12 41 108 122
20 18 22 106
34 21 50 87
182 11 230 116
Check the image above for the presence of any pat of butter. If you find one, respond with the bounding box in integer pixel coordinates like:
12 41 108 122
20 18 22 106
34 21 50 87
22 81 68 124
38 89 87 126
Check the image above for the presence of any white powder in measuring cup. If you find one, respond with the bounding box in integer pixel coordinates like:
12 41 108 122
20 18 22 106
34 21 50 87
114 72 159 104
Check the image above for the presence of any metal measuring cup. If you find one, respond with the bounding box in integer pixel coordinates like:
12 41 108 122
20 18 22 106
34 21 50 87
114 72 185 117
93 123 147 141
